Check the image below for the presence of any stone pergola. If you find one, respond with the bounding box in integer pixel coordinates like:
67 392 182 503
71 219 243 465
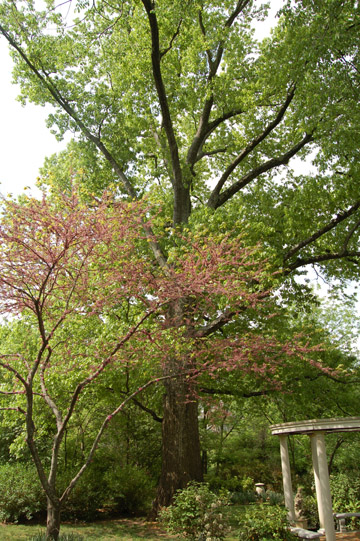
270 417 360 541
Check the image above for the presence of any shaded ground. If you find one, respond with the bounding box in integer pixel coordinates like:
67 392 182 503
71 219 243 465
0 518 179 540
320 534 360 540
4 515 359 540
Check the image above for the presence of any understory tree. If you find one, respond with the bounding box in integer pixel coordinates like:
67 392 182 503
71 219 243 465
0 191 322 539
0 0 359 514
199 298 360 490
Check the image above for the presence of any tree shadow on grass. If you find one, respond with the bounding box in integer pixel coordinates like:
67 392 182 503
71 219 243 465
71 518 178 539
0 518 179 540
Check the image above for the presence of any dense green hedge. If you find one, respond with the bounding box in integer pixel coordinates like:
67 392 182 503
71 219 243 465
0 461 155 522
0 463 45 522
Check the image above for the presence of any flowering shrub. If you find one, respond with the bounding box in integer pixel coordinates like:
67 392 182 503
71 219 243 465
159 482 229 540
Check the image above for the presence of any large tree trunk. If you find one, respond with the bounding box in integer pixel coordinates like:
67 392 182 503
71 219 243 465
152 378 203 516
46 498 61 541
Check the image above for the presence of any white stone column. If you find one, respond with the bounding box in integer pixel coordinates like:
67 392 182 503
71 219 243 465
310 432 336 541
310 434 325 531
279 434 295 522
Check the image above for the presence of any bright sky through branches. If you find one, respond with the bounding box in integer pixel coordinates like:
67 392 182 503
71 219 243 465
0 38 69 197
0 1 284 197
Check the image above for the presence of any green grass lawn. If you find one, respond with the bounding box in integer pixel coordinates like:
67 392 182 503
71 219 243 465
0 515 241 540
0 504 242 540
0 518 178 540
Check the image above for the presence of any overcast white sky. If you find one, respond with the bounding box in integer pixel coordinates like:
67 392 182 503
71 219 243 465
0 38 70 198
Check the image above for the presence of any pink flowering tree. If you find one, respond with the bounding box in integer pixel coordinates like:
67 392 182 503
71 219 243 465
0 190 322 539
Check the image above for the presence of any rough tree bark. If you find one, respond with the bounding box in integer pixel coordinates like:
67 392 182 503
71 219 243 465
152 378 203 514
46 498 61 541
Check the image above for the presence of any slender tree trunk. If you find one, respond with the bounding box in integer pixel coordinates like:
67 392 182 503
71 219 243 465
215 420 225 477
152 378 203 515
46 498 61 541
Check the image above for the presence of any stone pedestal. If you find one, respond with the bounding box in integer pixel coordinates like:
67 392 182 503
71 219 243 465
295 518 308 529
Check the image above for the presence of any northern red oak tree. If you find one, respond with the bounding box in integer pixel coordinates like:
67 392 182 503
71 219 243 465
0 0 359 517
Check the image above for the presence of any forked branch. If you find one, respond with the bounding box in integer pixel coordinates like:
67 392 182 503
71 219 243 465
284 200 360 261
208 131 313 209
59 372 186 505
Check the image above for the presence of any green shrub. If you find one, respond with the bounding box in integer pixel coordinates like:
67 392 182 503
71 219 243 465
54 461 107 521
160 481 230 541
230 491 257 505
330 473 360 529
102 463 155 514
207 474 243 493
0 463 46 522
241 476 255 492
302 494 319 530
238 504 297 541
59 461 155 519
0 458 155 523
266 490 284 506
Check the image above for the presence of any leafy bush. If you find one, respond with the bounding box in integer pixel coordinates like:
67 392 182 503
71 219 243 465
208 475 257 505
241 476 255 492
0 458 155 524
330 473 360 529
207 474 243 493
59 461 155 519
0 463 46 522
238 504 297 541
266 490 284 506
102 463 155 514
160 482 230 541
302 494 319 530
230 491 257 505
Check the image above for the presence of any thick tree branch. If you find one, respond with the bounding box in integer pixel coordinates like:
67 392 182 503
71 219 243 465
198 9 214 73
0 356 28 388
25 385 56 503
130 397 163 422
187 107 244 166
208 131 313 209
195 147 227 162
123 393 163 422
342 217 360 253
287 250 360 271
0 406 26 414
40 347 63 431
200 386 275 397
208 0 251 76
108 385 163 422
141 0 189 224
189 309 237 338
208 87 296 205
160 17 182 58
226 0 252 27
284 200 360 261
187 2 250 166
